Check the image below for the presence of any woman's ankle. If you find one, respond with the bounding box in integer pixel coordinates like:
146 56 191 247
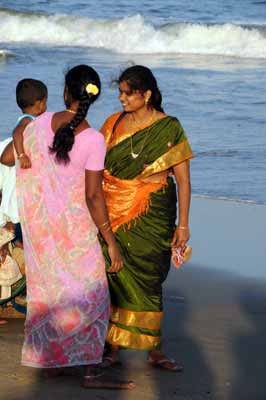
148 349 163 358
111 345 120 352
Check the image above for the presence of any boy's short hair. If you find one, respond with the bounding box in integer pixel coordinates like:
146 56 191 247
16 79 48 109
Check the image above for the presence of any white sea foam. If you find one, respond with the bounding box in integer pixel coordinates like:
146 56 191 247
0 10 266 59
0 49 13 59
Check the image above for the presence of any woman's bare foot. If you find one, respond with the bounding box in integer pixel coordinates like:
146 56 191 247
147 349 184 372
82 365 135 390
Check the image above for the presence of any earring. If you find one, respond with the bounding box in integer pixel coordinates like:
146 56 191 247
145 97 150 105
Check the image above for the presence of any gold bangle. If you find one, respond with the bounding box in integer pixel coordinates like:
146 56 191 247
99 221 110 228
178 226 189 230
18 153 26 159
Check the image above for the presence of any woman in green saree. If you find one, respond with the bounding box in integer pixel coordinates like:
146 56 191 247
100 65 194 371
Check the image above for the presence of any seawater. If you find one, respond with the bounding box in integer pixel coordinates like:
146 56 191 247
0 0 265 204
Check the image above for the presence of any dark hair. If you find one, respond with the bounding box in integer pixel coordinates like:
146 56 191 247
16 79 47 109
118 65 164 112
49 64 101 164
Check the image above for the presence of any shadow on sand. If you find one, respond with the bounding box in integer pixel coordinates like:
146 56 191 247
1 281 215 400
230 288 266 400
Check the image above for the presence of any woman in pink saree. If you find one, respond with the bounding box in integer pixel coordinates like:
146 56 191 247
1 65 133 389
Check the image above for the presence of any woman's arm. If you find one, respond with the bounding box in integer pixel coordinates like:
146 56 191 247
85 169 123 272
171 160 191 248
0 142 15 166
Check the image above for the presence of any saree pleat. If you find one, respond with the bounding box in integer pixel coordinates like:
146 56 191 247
101 114 193 350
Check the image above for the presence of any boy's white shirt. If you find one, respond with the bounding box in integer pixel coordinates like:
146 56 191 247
0 137 19 226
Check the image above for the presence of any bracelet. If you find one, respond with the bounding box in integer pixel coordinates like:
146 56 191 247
99 220 110 229
18 153 26 159
177 226 189 230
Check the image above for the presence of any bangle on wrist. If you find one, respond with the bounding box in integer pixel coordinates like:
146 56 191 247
177 225 189 230
99 220 110 229
18 153 26 159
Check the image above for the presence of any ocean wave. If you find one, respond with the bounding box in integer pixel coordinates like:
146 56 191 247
0 48 14 59
197 150 239 158
0 9 266 59
252 1 266 4
196 148 266 160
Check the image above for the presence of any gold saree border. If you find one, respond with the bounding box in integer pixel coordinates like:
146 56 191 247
110 306 163 330
103 113 169 150
139 140 194 179
106 323 161 350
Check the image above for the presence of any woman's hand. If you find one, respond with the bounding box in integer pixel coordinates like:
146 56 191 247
107 242 124 273
19 154 32 169
171 226 190 249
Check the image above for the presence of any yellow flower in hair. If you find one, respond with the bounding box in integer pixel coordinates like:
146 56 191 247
86 83 99 96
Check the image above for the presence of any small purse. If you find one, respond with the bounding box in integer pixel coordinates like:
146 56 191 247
171 245 192 269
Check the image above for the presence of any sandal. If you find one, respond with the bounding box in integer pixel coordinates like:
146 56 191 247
83 367 104 380
147 355 184 372
82 364 135 389
82 376 135 390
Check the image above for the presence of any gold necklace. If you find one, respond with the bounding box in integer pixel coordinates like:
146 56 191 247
130 109 156 159
66 109 76 114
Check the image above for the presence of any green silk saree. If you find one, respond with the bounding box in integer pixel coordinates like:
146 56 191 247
101 114 193 350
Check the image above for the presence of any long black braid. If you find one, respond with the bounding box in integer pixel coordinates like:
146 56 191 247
50 65 101 164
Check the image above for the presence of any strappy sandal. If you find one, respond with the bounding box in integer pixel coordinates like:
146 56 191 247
82 377 135 390
147 355 184 372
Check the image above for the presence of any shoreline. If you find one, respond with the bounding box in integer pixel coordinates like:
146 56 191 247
192 193 266 206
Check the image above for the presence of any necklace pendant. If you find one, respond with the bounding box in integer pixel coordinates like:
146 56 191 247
131 152 139 159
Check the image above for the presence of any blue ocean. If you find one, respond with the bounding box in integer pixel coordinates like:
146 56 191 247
0 0 265 204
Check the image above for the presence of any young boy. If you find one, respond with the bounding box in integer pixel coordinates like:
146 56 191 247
0 78 47 245
13 78 48 168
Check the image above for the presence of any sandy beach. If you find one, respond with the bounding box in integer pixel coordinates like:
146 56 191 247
1 197 266 400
